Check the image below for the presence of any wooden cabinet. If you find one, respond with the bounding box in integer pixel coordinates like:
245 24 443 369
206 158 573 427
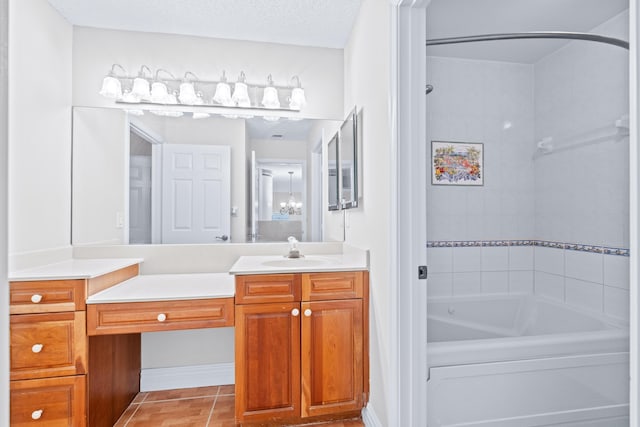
235 271 369 425
87 297 234 335
10 375 86 427
9 264 139 427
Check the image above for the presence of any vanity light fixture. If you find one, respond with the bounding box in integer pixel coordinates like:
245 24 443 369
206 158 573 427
150 69 178 103
261 74 280 109
99 64 126 99
289 76 306 110
232 71 251 108
179 71 201 105
131 65 152 101
99 64 306 112
212 71 234 106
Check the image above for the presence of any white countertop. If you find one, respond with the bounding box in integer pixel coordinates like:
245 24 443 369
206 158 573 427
9 258 144 282
86 273 235 304
228 252 369 275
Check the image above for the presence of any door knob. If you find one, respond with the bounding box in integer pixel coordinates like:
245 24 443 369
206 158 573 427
304 309 312 317
216 235 229 241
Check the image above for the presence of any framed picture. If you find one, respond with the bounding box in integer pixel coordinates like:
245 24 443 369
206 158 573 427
431 141 484 186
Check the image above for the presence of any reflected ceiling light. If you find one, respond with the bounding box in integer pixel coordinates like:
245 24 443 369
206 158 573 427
232 71 251 108
179 71 200 105
121 89 139 103
263 115 280 122
99 64 126 99
131 65 152 101
213 71 234 106
261 74 280 109
289 76 306 110
280 171 302 215
150 110 184 117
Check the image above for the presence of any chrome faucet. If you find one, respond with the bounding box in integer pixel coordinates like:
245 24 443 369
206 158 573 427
286 236 302 258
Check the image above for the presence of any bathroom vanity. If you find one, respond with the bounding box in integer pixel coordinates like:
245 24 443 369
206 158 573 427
8 251 369 426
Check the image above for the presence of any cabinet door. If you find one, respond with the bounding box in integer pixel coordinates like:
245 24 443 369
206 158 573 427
11 312 87 381
235 302 301 422
11 375 86 427
301 299 364 418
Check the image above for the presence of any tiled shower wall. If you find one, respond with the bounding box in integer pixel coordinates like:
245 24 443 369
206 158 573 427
426 11 630 320
534 11 629 249
428 243 629 321
426 57 535 241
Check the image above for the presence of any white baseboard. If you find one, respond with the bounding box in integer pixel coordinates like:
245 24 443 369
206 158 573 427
362 403 383 427
140 363 234 392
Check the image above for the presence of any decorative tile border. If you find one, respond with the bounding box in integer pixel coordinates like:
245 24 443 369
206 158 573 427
426 240 630 256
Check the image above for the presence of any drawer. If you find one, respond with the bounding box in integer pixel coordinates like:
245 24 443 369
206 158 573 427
86 298 235 335
10 312 87 381
11 375 86 427
10 280 86 314
302 272 364 301
235 274 301 304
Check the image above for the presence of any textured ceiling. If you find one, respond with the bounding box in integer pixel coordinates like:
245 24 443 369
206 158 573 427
46 0 362 49
427 0 629 63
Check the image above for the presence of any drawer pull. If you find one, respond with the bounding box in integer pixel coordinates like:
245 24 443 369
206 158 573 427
157 313 167 322
291 308 300 317
31 344 44 353
31 294 43 303
31 409 43 420
304 309 312 317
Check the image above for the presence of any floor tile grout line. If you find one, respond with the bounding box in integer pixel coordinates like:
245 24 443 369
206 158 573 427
142 394 219 403
205 393 219 427
122 399 143 427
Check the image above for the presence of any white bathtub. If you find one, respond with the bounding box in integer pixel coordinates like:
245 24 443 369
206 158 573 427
427 294 630 427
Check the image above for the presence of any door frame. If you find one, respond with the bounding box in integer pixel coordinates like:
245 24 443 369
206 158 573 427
390 1 429 426
390 1 639 427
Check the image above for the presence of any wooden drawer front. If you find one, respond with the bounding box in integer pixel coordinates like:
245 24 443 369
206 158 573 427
11 375 86 427
235 274 301 304
11 312 87 381
10 280 86 314
87 298 235 335
302 272 364 301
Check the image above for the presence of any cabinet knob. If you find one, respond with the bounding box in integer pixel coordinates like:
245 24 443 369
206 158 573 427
31 410 43 420
31 344 44 353
291 308 300 317
157 313 167 322
304 309 312 317
31 294 42 303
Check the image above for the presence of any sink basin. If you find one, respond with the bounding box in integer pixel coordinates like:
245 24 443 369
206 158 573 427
261 257 330 268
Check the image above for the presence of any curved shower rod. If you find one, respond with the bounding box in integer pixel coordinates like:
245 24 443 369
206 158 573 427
425 31 629 50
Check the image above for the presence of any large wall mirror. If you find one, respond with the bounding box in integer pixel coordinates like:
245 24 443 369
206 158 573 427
71 106 343 245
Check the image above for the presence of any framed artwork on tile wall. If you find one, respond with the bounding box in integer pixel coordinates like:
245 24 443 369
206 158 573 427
431 141 484 186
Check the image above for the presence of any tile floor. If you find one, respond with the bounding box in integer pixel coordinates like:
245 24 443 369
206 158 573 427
114 385 364 427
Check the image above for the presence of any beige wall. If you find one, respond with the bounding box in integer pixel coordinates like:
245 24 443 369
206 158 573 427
8 0 73 265
72 27 344 121
343 0 392 423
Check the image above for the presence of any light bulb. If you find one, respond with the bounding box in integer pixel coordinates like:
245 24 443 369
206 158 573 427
99 76 122 99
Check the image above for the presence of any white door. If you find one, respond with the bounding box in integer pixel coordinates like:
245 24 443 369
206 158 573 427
161 144 231 243
129 155 152 244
